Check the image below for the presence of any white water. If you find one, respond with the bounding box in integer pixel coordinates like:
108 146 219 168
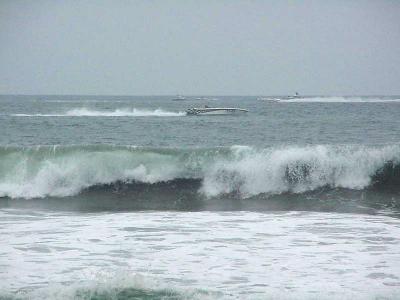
0 148 186 198
0 145 399 199
201 145 400 197
277 97 400 103
12 108 185 117
1 210 400 299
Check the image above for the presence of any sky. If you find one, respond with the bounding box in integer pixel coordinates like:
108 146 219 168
0 0 399 95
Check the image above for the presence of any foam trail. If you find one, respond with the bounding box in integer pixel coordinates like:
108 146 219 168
278 96 400 103
12 108 185 117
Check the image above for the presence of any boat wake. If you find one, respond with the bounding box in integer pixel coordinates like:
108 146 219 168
11 108 185 117
274 96 400 103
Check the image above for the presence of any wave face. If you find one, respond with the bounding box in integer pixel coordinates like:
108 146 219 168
0 145 399 199
12 108 185 117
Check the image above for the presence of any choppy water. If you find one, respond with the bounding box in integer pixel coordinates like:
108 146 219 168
1 95 400 299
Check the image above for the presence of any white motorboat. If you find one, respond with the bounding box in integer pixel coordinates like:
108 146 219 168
186 107 248 115
285 92 301 100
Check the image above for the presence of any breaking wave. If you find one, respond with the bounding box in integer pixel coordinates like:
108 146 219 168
0 273 212 300
12 108 185 117
0 144 399 199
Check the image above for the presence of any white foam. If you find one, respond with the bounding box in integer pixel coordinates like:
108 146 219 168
0 149 184 198
12 108 185 117
0 145 399 199
2 211 400 299
277 97 400 103
201 145 400 197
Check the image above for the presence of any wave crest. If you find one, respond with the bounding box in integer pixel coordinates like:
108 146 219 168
201 145 399 197
0 145 399 199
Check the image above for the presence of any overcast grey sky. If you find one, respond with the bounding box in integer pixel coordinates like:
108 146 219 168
0 0 399 95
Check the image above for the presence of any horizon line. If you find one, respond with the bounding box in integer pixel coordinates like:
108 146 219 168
1 94 399 97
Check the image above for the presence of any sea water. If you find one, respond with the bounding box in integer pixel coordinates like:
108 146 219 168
1 95 400 299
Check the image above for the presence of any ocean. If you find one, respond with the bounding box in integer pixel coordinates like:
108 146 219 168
1 95 400 299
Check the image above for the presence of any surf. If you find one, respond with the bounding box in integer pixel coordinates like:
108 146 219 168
0 144 399 200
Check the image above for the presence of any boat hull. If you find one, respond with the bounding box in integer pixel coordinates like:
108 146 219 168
186 108 248 116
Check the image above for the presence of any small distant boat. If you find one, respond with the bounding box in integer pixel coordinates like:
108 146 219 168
186 107 248 116
285 92 301 100
172 95 187 101
194 97 219 101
